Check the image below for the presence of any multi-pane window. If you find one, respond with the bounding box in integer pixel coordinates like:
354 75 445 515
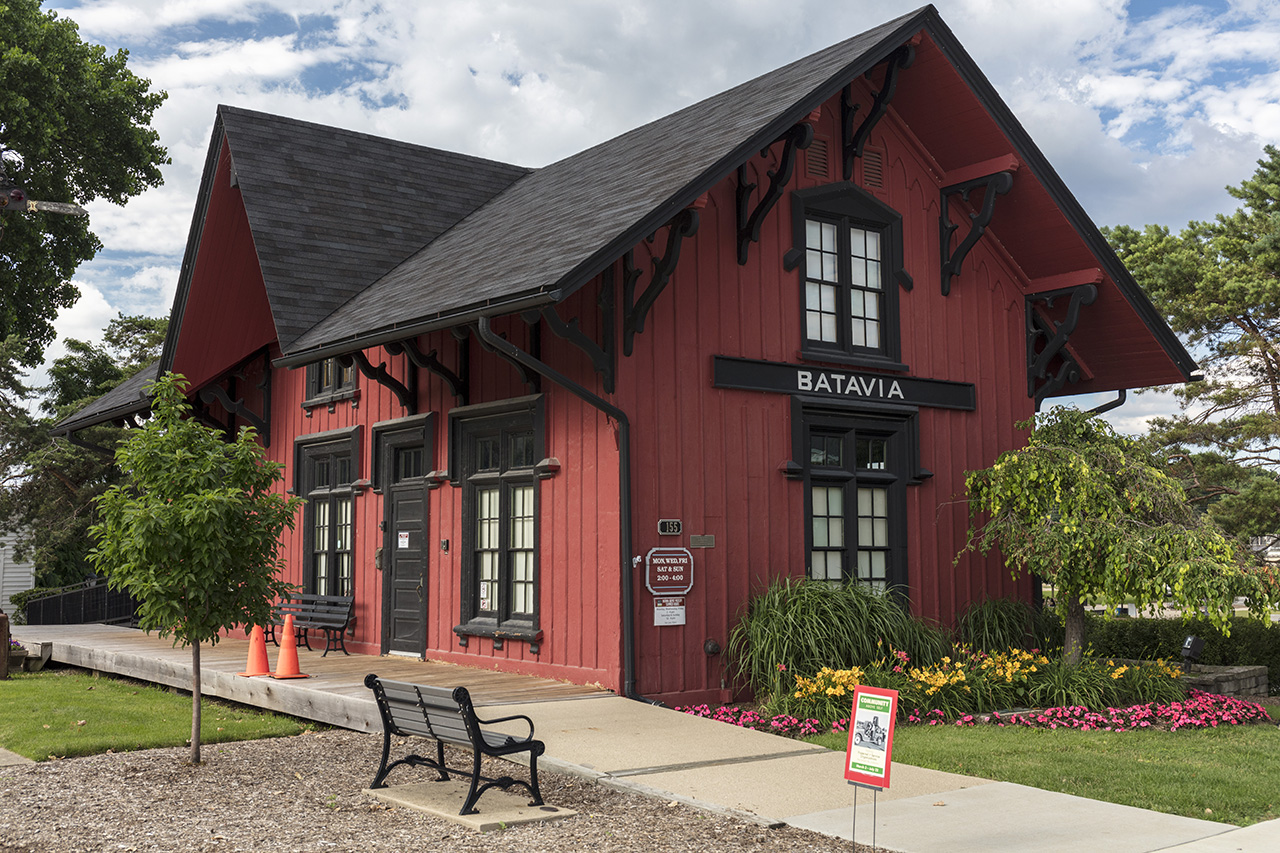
299 437 356 596
456 405 540 632
791 184 905 366
803 418 902 592
304 357 357 405
804 216 885 354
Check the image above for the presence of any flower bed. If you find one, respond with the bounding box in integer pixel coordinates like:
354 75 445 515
771 646 1187 722
678 690 1272 738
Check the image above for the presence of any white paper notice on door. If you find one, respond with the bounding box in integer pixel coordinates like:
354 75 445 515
398 531 410 549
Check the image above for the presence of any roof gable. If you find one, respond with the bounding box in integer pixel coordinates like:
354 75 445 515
161 106 531 365
282 7 931 359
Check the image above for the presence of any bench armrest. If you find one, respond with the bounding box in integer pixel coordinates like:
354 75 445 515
473 711 536 739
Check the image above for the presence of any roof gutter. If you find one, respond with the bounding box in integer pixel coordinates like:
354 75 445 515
475 316 657 706
274 291 561 369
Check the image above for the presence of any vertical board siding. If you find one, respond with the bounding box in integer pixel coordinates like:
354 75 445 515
613 81 1035 700
220 67 1076 702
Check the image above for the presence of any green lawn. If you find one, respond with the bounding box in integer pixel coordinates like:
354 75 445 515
0 669 316 760
808 722 1280 825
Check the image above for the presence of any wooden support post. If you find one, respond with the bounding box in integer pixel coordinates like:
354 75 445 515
0 612 10 680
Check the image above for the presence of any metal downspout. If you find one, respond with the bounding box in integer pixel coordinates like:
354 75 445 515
475 317 656 704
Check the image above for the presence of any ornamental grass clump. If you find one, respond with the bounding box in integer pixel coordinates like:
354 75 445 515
726 577 948 702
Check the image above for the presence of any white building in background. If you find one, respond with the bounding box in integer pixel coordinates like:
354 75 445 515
1 532 35 617
1251 537 1280 564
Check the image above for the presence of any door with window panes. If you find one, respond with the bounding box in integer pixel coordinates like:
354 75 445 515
805 416 903 591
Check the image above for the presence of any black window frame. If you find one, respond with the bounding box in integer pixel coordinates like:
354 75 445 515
303 357 358 409
793 400 912 592
448 396 544 645
789 183 912 372
294 427 361 598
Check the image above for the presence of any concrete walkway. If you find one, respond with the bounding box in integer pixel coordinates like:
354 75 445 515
478 694 1279 852
10 624 1280 851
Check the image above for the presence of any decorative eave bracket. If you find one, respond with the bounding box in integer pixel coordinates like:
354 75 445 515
385 337 468 406
623 207 700 356
737 123 813 265
536 295 616 393
338 350 416 413
939 170 1015 296
1026 284 1098 409
841 44 915 180
195 349 273 446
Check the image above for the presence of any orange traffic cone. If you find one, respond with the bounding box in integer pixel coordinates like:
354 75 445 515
237 625 271 677
271 614 310 679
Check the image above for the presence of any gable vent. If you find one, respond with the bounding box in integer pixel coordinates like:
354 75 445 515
806 137 830 180
862 148 884 189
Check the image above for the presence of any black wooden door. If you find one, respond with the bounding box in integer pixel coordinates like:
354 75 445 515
381 427 429 656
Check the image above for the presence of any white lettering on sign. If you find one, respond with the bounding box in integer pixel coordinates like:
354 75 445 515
645 547 694 595
797 370 904 400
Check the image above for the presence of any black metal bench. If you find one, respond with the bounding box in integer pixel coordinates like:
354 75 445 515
364 674 545 815
266 594 355 656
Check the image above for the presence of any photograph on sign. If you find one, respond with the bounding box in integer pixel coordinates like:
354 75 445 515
843 685 898 789
644 547 694 595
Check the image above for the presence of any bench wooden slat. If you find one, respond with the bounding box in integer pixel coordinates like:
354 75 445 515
265 594 355 656
364 673 546 815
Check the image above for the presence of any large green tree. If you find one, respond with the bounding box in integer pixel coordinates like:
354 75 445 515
0 0 167 365
1106 146 1280 547
0 314 166 588
964 409 1275 664
90 374 301 764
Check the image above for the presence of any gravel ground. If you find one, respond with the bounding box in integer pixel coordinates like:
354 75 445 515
0 730 872 853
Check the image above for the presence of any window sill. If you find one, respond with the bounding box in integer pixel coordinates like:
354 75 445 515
454 621 543 653
302 388 360 412
798 349 909 373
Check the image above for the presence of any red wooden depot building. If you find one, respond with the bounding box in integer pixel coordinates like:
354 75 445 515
59 6 1195 705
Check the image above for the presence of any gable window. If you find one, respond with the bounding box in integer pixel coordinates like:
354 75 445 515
303 357 357 409
798 407 908 592
296 429 359 597
449 397 543 644
789 184 910 370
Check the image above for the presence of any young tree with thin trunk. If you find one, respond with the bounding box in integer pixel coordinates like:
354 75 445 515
962 409 1276 665
89 374 301 763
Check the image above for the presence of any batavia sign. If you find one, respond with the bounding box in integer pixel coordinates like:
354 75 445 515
712 356 976 411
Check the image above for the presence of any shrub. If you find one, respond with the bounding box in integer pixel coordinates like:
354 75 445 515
5 586 63 625
1084 614 1280 689
725 578 949 701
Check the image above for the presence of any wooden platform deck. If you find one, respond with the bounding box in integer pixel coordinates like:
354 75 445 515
10 624 611 732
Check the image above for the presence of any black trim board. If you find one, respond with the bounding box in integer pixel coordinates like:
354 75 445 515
714 355 975 411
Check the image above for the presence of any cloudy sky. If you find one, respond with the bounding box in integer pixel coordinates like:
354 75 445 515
36 0 1280 431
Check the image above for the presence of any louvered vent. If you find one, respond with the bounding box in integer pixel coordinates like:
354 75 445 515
806 137 830 180
863 148 884 188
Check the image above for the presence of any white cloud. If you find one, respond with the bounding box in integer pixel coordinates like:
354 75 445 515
30 0 1280 434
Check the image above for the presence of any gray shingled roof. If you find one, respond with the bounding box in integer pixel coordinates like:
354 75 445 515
218 106 531 352
51 361 159 435
279 7 930 363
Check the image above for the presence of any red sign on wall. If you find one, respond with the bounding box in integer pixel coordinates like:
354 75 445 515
645 547 693 595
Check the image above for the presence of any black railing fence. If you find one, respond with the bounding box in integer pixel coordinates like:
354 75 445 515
24 578 138 626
